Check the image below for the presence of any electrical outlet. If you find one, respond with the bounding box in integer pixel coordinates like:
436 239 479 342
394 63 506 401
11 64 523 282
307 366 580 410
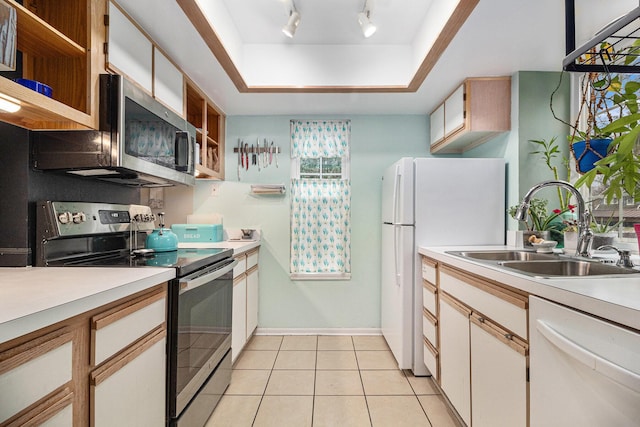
211 182 220 197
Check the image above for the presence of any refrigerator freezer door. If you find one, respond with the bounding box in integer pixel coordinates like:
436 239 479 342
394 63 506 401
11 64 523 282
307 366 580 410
413 158 505 246
381 222 414 370
382 158 414 225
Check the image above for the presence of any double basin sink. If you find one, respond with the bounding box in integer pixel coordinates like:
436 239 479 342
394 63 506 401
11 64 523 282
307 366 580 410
446 250 640 278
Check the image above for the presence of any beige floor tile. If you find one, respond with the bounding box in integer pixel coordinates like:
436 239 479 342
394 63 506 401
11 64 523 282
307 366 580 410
353 335 389 350
233 350 278 370
360 370 414 395
253 396 313 427
356 350 399 370
418 395 462 427
280 335 318 350
246 335 283 350
367 395 431 427
264 369 315 395
317 335 354 350
406 374 440 395
204 395 261 427
315 370 364 395
273 350 316 370
316 350 358 370
313 395 371 427
225 369 271 395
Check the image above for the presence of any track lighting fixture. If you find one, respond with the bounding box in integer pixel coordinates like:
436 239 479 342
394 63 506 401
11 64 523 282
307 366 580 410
358 0 377 38
282 1 300 38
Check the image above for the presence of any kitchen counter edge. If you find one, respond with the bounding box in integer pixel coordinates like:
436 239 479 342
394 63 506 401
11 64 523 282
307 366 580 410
419 246 640 331
0 267 176 344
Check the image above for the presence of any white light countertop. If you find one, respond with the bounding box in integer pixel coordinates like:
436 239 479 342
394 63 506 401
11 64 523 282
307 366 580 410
178 239 261 255
420 246 640 331
0 267 175 344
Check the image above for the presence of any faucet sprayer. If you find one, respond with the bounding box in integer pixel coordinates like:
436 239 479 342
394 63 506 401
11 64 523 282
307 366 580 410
515 180 593 257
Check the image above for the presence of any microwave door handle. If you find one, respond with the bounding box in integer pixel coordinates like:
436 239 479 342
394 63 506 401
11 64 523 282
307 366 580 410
179 259 237 294
175 131 189 171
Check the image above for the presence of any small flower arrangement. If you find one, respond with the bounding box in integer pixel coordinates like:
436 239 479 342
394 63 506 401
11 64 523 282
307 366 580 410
508 198 576 232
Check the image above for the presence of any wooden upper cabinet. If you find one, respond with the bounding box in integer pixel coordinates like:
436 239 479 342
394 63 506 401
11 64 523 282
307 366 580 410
186 80 225 180
0 0 102 129
430 77 511 154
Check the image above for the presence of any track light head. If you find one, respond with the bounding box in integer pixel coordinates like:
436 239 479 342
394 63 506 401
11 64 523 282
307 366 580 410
282 9 301 38
358 0 376 38
357 11 376 38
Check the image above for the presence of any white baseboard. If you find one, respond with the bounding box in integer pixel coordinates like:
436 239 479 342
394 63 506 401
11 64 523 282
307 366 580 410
255 327 382 336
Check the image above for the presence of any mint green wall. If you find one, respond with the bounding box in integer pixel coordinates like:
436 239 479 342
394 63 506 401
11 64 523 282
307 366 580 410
193 115 429 329
191 72 570 330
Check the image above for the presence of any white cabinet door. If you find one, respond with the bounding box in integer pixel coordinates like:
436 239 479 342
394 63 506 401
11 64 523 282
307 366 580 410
438 293 471 426
444 84 465 138
232 274 247 362
429 102 445 146
92 333 166 427
153 48 184 115
470 315 527 427
246 266 259 339
107 1 152 92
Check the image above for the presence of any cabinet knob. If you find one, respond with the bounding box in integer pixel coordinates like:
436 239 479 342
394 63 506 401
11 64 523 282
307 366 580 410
478 317 485 323
504 333 513 340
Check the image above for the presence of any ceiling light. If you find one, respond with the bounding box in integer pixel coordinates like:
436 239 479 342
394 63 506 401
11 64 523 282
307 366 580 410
358 0 377 38
282 4 300 38
0 93 20 113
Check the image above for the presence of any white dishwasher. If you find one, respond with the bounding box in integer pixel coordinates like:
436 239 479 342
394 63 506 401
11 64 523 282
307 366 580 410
529 296 640 427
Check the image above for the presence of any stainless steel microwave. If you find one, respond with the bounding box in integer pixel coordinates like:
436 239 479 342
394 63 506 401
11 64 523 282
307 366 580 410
32 74 196 187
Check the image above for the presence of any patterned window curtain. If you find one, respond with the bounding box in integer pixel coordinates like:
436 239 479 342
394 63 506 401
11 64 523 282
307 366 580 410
290 120 351 276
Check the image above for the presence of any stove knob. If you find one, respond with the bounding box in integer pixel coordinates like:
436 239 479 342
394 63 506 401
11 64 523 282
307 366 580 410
58 212 72 224
72 212 87 224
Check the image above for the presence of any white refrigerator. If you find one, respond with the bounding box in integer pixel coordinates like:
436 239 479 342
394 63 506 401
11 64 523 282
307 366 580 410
381 157 505 375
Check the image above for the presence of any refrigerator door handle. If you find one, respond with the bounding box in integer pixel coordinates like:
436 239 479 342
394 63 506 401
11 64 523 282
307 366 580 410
393 225 401 287
392 165 401 224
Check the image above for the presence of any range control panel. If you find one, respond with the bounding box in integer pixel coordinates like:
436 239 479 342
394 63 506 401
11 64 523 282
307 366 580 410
38 201 156 238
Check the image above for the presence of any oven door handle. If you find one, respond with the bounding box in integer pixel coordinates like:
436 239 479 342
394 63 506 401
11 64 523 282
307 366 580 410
179 259 237 294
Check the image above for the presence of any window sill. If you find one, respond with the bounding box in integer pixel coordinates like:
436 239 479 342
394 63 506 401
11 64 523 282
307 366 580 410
290 273 351 281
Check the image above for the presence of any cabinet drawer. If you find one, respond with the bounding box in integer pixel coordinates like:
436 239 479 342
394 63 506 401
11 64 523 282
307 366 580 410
5 387 74 427
440 266 527 339
423 309 437 347
246 249 259 269
91 290 166 366
234 254 247 277
423 337 439 381
0 329 73 423
421 257 437 284
422 280 437 315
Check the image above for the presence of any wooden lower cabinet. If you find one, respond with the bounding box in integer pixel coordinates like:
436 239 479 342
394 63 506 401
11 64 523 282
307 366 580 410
231 247 260 362
0 283 167 426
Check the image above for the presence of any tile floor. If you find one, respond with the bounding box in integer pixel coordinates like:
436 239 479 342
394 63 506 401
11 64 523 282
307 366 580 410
205 335 461 427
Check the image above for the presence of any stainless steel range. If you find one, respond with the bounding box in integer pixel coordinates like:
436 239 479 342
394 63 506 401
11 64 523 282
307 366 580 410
36 201 236 427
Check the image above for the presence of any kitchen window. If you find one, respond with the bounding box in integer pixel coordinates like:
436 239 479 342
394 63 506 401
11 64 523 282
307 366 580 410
290 120 351 279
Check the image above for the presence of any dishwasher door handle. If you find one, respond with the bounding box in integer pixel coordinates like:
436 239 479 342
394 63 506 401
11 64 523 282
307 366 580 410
536 319 640 393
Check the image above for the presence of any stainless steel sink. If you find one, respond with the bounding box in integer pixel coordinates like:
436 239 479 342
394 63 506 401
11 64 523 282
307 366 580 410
447 250 558 261
500 260 640 278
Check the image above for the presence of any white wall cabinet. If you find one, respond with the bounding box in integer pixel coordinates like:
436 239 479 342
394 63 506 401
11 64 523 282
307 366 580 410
107 1 153 93
430 77 511 154
232 247 260 362
154 48 184 114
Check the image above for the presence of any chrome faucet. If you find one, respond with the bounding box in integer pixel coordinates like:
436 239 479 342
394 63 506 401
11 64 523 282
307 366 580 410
597 245 634 268
515 180 593 257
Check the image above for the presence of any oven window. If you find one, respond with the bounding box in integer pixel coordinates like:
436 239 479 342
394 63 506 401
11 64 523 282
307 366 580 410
176 274 232 396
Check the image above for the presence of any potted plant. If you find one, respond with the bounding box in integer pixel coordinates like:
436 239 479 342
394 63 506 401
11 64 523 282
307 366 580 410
508 198 575 247
590 213 621 249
